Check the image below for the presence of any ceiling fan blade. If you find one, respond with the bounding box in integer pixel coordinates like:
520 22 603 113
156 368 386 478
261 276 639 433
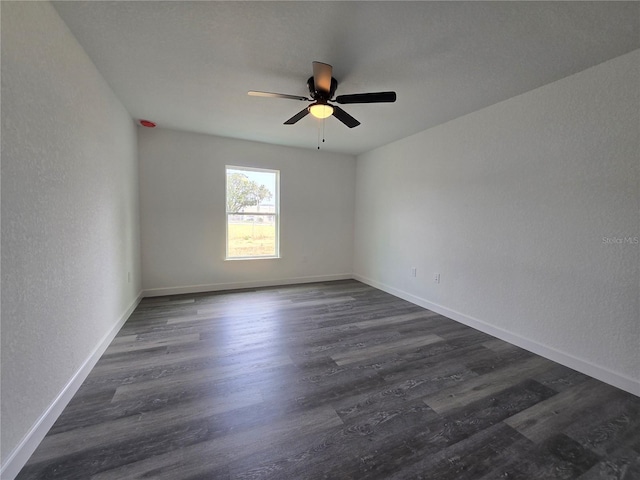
335 91 397 104
332 106 360 128
312 61 333 94
248 91 309 101
284 108 310 125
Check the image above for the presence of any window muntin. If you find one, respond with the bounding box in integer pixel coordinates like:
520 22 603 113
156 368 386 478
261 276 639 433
225 166 279 259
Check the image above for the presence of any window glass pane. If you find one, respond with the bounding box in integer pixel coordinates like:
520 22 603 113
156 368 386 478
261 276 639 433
226 166 279 259
227 215 276 257
226 168 276 214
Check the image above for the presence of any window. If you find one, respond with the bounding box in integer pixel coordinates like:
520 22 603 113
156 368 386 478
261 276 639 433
226 166 279 259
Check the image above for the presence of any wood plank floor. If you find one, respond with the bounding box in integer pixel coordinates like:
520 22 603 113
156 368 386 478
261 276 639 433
17 280 640 479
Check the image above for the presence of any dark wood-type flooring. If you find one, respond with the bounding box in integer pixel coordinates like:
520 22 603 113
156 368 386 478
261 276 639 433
17 280 640 479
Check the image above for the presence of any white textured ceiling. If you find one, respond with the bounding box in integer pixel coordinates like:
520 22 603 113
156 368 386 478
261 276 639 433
52 1 639 155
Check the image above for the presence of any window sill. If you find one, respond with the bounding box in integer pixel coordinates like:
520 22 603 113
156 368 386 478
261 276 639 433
225 256 281 261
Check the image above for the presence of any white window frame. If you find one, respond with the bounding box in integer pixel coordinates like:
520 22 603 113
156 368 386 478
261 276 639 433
225 165 280 260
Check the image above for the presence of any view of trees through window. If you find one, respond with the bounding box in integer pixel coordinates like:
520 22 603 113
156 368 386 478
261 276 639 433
226 166 279 259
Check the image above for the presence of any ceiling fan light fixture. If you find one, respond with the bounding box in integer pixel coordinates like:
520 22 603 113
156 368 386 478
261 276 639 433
309 103 333 119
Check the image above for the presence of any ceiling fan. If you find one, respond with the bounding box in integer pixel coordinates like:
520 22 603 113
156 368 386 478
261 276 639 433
248 61 396 128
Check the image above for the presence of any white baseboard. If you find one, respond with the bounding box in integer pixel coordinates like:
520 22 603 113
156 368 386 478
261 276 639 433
0 292 143 480
141 273 353 297
353 274 640 398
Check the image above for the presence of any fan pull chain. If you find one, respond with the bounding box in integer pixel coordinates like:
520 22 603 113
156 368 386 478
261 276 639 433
317 117 327 150
323 117 326 144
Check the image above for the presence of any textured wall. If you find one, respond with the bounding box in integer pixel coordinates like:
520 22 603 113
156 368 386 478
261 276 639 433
354 50 639 393
139 128 355 294
1 1 141 465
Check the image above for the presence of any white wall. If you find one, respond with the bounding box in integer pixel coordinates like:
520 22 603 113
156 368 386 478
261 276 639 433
1 2 141 476
354 50 640 395
139 128 355 295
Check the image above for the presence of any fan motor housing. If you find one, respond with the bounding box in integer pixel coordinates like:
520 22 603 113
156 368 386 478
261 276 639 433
307 76 338 101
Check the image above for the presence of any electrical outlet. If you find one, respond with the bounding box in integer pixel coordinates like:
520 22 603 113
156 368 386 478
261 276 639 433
411 267 417 277
434 273 440 284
